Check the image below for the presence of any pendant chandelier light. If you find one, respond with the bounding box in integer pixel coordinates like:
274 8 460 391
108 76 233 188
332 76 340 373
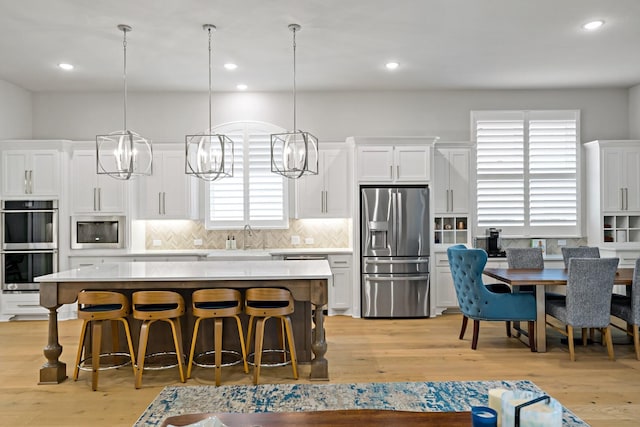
270 24 318 179
96 24 153 180
185 24 234 181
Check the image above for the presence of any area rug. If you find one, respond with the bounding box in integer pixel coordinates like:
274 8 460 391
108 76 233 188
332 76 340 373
134 380 589 426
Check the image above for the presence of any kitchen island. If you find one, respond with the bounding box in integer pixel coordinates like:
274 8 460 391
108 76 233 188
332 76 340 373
36 260 332 384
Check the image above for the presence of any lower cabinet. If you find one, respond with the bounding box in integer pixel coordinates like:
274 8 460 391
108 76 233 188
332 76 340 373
328 255 353 315
0 292 48 321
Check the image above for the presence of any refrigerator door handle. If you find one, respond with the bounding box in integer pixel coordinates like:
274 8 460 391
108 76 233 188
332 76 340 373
365 258 429 264
365 275 430 282
391 192 397 252
397 191 403 246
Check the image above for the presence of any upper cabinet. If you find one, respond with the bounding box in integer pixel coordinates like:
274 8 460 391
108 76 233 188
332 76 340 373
293 144 351 218
352 137 437 183
71 149 128 214
137 146 198 219
585 140 640 246
0 141 67 198
433 145 470 214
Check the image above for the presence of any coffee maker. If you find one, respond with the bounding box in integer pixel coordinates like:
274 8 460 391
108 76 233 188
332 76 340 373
486 228 504 256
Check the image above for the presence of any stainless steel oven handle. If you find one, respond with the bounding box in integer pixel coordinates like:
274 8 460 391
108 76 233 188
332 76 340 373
365 259 429 264
1 249 58 254
0 209 58 214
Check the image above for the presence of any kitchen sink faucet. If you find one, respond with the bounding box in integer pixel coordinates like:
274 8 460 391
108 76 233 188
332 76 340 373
243 224 254 250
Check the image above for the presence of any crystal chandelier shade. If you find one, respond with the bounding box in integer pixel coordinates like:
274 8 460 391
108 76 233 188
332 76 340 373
96 24 153 180
185 24 234 181
270 24 319 179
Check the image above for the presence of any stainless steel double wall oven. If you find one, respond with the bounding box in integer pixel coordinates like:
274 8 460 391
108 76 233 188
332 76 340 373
1 200 58 292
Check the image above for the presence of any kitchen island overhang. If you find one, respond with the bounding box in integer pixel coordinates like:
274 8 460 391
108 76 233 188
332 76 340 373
36 260 332 384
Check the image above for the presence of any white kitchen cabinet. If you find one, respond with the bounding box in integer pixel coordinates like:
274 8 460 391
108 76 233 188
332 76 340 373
71 150 128 214
1 150 60 197
357 144 431 183
328 255 352 315
434 253 458 312
138 148 198 219
434 147 470 214
585 140 640 246
293 144 351 218
0 292 49 320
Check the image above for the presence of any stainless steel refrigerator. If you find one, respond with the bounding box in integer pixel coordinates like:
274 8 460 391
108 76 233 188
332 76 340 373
360 186 430 318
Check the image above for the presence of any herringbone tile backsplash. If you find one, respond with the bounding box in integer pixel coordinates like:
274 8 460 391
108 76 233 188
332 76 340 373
144 219 352 250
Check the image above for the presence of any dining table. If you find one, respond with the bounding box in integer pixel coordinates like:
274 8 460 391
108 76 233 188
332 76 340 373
482 267 634 352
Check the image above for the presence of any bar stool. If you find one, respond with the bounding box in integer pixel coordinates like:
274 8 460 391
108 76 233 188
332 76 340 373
72 291 136 391
245 288 298 384
132 290 186 389
187 289 249 385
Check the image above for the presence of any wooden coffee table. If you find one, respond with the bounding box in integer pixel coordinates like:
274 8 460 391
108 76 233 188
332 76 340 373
161 409 472 426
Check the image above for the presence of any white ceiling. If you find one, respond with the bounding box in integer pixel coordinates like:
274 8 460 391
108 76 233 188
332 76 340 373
1 0 640 93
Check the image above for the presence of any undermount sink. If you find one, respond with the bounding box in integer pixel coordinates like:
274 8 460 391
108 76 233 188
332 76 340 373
205 249 272 260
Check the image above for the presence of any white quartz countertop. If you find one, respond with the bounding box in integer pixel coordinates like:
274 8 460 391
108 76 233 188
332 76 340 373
68 248 352 258
36 260 333 282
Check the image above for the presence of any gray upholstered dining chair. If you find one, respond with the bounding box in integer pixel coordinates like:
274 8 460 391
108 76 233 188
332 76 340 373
506 247 544 269
610 258 640 360
561 246 600 268
545 257 619 361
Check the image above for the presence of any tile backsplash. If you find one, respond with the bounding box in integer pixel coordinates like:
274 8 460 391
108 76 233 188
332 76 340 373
500 238 588 255
144 218 352 250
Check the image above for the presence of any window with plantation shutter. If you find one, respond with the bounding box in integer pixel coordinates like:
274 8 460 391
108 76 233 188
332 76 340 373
206 121 288 229
472 110 580 236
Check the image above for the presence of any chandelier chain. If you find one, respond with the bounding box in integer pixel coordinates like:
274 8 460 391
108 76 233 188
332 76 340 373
292 26 297 132
207 26 213 132
122 28 128 132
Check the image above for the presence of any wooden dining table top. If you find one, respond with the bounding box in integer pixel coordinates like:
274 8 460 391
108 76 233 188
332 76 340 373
483 267 634 286
160 409 472 427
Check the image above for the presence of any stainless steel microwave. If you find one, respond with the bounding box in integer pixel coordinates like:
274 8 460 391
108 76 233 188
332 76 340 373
71 216 126 249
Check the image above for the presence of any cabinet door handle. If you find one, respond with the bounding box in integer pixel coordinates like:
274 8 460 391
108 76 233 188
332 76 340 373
29 170 33 194
396 165 400 178
445 189 450 212
450 189 454 212
621 188 625 210
158 192 162 215
93 188 98 211
162 192 166 215
625 187 629 210
389 165 393 179
98 188 102 211
324 191 328 213
24 170 29 194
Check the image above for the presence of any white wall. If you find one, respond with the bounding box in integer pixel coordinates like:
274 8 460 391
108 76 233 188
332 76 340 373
630 84 640 139
33 88 629 143
0 79 32 139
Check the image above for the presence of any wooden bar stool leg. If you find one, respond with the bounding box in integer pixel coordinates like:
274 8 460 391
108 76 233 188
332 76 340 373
253 317 267 385
234 316 249 373
279 319 287 363
283 316 298 379
246 315 255 356
214 318 223 386
135 321 152 389
91 320 103 391
187 317 203 379
168 319 186 383
111 320 120 353
119 318 137 376
73 320 89 381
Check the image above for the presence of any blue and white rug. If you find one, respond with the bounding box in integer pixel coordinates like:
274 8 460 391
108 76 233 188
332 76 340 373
134 380 589 426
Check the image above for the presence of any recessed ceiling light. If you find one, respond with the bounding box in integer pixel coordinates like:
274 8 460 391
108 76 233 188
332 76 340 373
385 62 400 70
582 20 604 31
58 63 74 71
237 84 248 91
224 63 238 70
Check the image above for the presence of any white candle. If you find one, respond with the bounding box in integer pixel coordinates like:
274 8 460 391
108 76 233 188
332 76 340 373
488 388 507 427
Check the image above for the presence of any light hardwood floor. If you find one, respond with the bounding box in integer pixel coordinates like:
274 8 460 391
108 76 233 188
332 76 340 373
1 314 639 426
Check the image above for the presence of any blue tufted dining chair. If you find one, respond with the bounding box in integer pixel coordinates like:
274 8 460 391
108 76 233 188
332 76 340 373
447 246 537 351
447 245 513 340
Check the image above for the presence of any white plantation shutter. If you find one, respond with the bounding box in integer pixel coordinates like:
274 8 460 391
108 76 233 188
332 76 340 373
473 110 579 236
206 122 288 229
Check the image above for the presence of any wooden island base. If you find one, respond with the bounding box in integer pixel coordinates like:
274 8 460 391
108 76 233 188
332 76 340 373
36 261 331 383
